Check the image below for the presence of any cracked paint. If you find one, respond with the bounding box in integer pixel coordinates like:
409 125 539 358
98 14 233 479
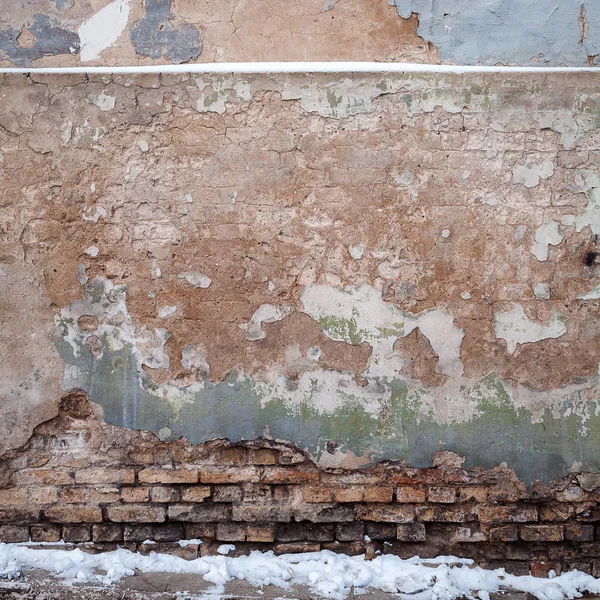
79 0 130 62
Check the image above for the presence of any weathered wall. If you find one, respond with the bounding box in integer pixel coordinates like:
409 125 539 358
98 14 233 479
2 71 600 484
1 0 599 67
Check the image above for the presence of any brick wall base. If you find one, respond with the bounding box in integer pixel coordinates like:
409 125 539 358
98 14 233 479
1 390 599 578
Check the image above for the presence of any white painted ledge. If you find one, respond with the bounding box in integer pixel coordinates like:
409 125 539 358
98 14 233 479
0 62 599 75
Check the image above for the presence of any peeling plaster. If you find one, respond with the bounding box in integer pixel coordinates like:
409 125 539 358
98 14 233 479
512 159 554 188
394 0 600 67
241 304 294 341
494 304 568 354
562 170 600 235
178 271 212 288
79 0 131 62
531 220 564 261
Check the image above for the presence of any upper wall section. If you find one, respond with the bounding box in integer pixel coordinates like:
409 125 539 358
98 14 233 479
1 0 598 68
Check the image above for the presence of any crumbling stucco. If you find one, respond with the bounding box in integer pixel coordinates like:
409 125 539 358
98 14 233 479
3 72 600 482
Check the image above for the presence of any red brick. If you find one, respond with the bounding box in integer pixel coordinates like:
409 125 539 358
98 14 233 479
260 467 317 485
294 504 355 523
201 467 259 484
232 504 292 522
248 449 278 465
29 487 58 504
89 487 120 503
181 486 212 503
364 487 393 503
13 469 73 486
215 447 247 465
565 523 594 541
139 468 198 484
428 487 457 503
75 468 135 485
44 506 102 523
459 487 488 503
397 523 426 541
356 504 414 523
184 523 216 539
301 486 333 503
62 525 91 543
122 487 150 503
216 523 246 542
153 524 185 542
396 487 426 503
30 524 61 542
539 504 573 521
168 504 231 522
0 489 27 505
274 542 320 555
490 525 518 542
333 487 364 503
0 525 29 543
213 485 243 503
106 504 166 523
417 505 466 522
93 524 123 542
478 504 538 523
61 487 89 503
336 522 364 541
150 487 180 503
247 524 275 542
520 525 564 542
531 562 562 578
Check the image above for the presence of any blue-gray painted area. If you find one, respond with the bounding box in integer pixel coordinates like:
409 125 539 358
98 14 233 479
130 0 203 64
0 14 79 67
395 0 600 66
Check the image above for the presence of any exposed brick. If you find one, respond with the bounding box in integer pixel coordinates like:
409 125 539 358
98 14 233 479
13 469 73 487
61 487 89 504
150 487 180 503
540 504 574 521
248 449 278 465
459 487 488 503
93 524 123 542
364 487 393 503
396 487 426 503
453 524 487 542
428 486 457 503
301 486 333 503
0 507 40 523
216 523 246 542
278 451 305 465
232 504 292 523
0 525 29 543
124 524 154 542
247 525 275 542
215 447 247 465
365 522 397 540
334 487 364 503
168 504 231 522
44 506 102 523
397 523 426 542
478 504 538 523
106 504 166 523
531 562 562 578
90 487 121 504
276 523 307 542
29 487 58 504
31 524 61 542
417 505 466 523
139 468 198 484
122 487 150 503
75 468 135 485
201 467 259 484
0 489 27 505
490 525 519 542
294 504 355 523
565 523 594 542
520 525 564 542
212 485 243 503
336 522 364 542
357 504 414 523
153 524 185 542
274 542 320 555
63 525 91 543
181 486 212 503
243 484 273 503
260 467 317 485
556 487 586 502
185 523 216 539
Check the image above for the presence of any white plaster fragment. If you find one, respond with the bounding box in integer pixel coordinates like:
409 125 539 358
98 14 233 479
394 171 414 186
461 291 472 300
88 92 116 111
512 158 555 188
577 285 600 300
181 344 210 376
480 196 499 206
561 170 600 236
531 220 563 261
84 245 99 257
349 243 366 260
82 205 107 222
494 303 567 354
533 283 551 300
179 271 211 288
184 194 193 203
79 0 130 62
267 281 275 293
514 225 527 243
441 229 451 238
138 139 149 152
158 427 172 441
240 304 294 341
158 305 177 319
307 346 322 361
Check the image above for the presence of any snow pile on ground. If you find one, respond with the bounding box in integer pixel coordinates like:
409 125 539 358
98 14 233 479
1 543 599 600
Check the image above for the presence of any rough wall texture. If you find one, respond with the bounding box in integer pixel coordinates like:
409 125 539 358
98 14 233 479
2 72 600 486
1 389 600 576
2 0 600 68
